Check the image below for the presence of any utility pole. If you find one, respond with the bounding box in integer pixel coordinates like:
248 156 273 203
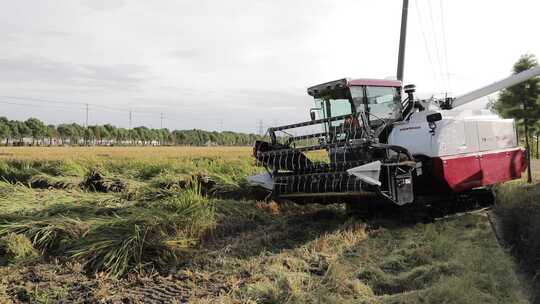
85 103 89 146
220 119 224 131
129 109 133 145
85 103 89 127
536 133 539 159
160 112 164 146
523 101 532 183
258 120 264 136
525 121 532 183
396 0 409 81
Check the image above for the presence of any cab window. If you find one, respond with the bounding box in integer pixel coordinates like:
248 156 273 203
365 86 400 120
349 86 366 113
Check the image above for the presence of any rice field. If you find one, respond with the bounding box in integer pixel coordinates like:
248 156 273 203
0 147 534 303
0 146 252 161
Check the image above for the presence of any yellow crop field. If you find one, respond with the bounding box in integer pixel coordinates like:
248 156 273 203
0 146 252 161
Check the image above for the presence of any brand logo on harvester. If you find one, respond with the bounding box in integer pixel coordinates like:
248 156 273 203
399 126 421 131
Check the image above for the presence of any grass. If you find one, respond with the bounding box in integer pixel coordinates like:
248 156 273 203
0 181 215 278
187 210 525 304
0 233 39 264
494 160 540 301
0 147 532 302
0 149 257 279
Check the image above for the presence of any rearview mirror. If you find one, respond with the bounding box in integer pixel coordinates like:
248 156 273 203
309 108 321 121
426 113 442 123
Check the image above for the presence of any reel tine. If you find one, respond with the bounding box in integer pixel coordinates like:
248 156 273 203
291 150 295 172
297 149 302 171
305 150 309 172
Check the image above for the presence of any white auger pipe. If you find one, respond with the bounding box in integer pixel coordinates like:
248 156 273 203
453 65 540 108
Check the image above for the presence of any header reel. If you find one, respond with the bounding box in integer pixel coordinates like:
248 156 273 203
251 111 416 206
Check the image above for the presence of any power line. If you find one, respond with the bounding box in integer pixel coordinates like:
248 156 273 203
0 95 127 113
0 100 85 112
0 96 258 133
414 0 442 93
0 95 84 106
0 95 210 123
0 95 161 117
1 95 243 125
426 0 446 93
439 0 451 93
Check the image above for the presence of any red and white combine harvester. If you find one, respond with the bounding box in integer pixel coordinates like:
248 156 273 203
248 0 539 208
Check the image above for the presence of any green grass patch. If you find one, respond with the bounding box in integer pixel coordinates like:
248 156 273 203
0 233 39 264
495 181 540 300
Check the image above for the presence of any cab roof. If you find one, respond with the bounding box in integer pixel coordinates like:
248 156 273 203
307 78 402 97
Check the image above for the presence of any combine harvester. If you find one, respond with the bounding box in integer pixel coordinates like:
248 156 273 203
249 0 539 210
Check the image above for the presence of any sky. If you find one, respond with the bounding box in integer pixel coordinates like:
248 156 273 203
1 0 539 133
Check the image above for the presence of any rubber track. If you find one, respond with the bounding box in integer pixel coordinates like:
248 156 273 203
348 189 495 223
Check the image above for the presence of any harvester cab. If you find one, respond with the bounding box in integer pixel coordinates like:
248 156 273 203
308 79 402 128
307 79 405 145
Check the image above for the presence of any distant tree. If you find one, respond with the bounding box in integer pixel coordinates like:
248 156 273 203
71 123 84 144
98 126 110 145
0 119 10 145
103 124 116 144
57 124 72 145
115 128 128 144
133 126 152 145
45 125 58 145
25 118 47 145
161 128 171 145
10 121 31 145
85 128 95 145
490 54 540 183
0 115 264 147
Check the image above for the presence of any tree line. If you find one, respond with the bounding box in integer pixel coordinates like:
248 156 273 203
0 116 265 146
